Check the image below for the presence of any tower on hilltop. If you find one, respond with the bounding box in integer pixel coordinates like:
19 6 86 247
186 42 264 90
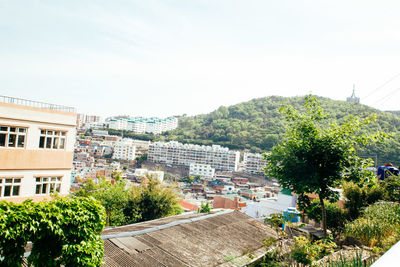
346 84 360 103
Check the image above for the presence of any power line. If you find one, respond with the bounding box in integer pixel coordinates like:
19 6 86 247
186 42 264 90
371 87 400 107
363 72 400 101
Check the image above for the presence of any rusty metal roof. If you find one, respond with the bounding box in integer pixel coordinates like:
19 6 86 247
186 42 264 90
102 210 276 266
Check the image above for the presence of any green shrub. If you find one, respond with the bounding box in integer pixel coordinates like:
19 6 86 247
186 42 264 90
380 176 400 202
76 177 182 226
345 201 400 249
199 201 211 213
0 197 106 267
291 235 337 265
342 182 384 220
305 200 347 236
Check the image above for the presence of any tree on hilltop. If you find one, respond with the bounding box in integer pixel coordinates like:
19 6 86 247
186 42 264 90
265 95 387 237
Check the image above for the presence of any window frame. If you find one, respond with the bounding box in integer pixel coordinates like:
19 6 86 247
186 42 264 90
0 177 22 197
0 125 27 148
35 176 62 195
38 129 67 150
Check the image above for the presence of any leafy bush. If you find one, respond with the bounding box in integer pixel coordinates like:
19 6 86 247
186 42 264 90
305 200 347 236
199 201 211 213
132 178 183 222
342 182 384 220
291 235 337 265
0 197 106 267
345 201 400 249
380 176 400 202
76 177 182 226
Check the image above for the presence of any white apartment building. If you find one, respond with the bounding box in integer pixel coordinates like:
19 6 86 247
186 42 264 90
112 140 136 161
76 113 101 128
108 116 178 134
0 96 77 203
243 152 268 174
148 141 240 172
109 118 128 131
189 163 215 179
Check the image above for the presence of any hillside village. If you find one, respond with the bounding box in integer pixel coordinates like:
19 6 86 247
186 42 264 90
72 129 298 219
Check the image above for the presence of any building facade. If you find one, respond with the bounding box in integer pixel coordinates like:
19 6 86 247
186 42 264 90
148 141 240 172
112 140 136 161
108 116 178 134
189 163 215 179
0 96 77 202
243 152 267 174
76 113 101 128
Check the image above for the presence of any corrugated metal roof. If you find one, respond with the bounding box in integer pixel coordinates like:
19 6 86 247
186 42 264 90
102 211 276 266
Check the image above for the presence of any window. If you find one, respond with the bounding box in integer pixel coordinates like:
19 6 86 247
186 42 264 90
39 130 66 149
0 125 26 148
0 178 21 197
35 177 62 195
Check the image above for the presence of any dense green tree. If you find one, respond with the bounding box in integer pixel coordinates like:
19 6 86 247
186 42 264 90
76 177 182 226
265 95 386 237
75 178 132 226
133 178 183 222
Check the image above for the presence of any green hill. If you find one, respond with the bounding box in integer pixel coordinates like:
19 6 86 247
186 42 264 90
160 96 400 165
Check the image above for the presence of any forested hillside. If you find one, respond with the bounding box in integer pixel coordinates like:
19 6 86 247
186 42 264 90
160 96 400 165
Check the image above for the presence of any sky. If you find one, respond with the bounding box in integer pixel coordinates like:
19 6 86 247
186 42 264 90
1 0 400 118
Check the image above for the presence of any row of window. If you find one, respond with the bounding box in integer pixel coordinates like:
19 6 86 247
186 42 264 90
0 177 62 197
0 126 66 149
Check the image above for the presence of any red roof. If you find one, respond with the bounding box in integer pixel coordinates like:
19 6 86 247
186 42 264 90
179 200 199 211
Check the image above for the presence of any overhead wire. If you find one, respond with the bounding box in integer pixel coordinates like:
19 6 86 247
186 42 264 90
371 87 400 107
362 72 400 101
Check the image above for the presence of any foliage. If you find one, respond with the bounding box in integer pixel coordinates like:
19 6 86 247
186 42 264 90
199 201 211 213
75 178 134 226
0 197 106 267
342 181 385 220
107 129 155 141
76 177 182 226
321 250 376 267
380 176 400 202
265 95 386 236
156 95 400 165
345 201 400 249
135 153 148 167
265 213 285 236
180 176 196 183
133 178 183 222
290 235 337 265
305 200 347 236
252 245 286 267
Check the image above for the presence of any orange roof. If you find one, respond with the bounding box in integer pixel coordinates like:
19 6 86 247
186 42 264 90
179 200 199 211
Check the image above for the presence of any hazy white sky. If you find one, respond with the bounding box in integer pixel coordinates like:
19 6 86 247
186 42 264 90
1 0 399 117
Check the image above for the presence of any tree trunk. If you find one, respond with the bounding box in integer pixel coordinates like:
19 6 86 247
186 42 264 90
319 195 327 238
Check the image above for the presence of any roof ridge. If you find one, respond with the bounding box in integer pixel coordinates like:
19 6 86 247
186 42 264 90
101 210 235 240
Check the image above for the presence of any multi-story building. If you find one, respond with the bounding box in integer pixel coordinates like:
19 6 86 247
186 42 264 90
0 96 77 202
112 140 136 161
76 113 101 128
148 141 240 172
108 116 178 134
243 152 267 174
131 139 151 155
189 163 215 179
